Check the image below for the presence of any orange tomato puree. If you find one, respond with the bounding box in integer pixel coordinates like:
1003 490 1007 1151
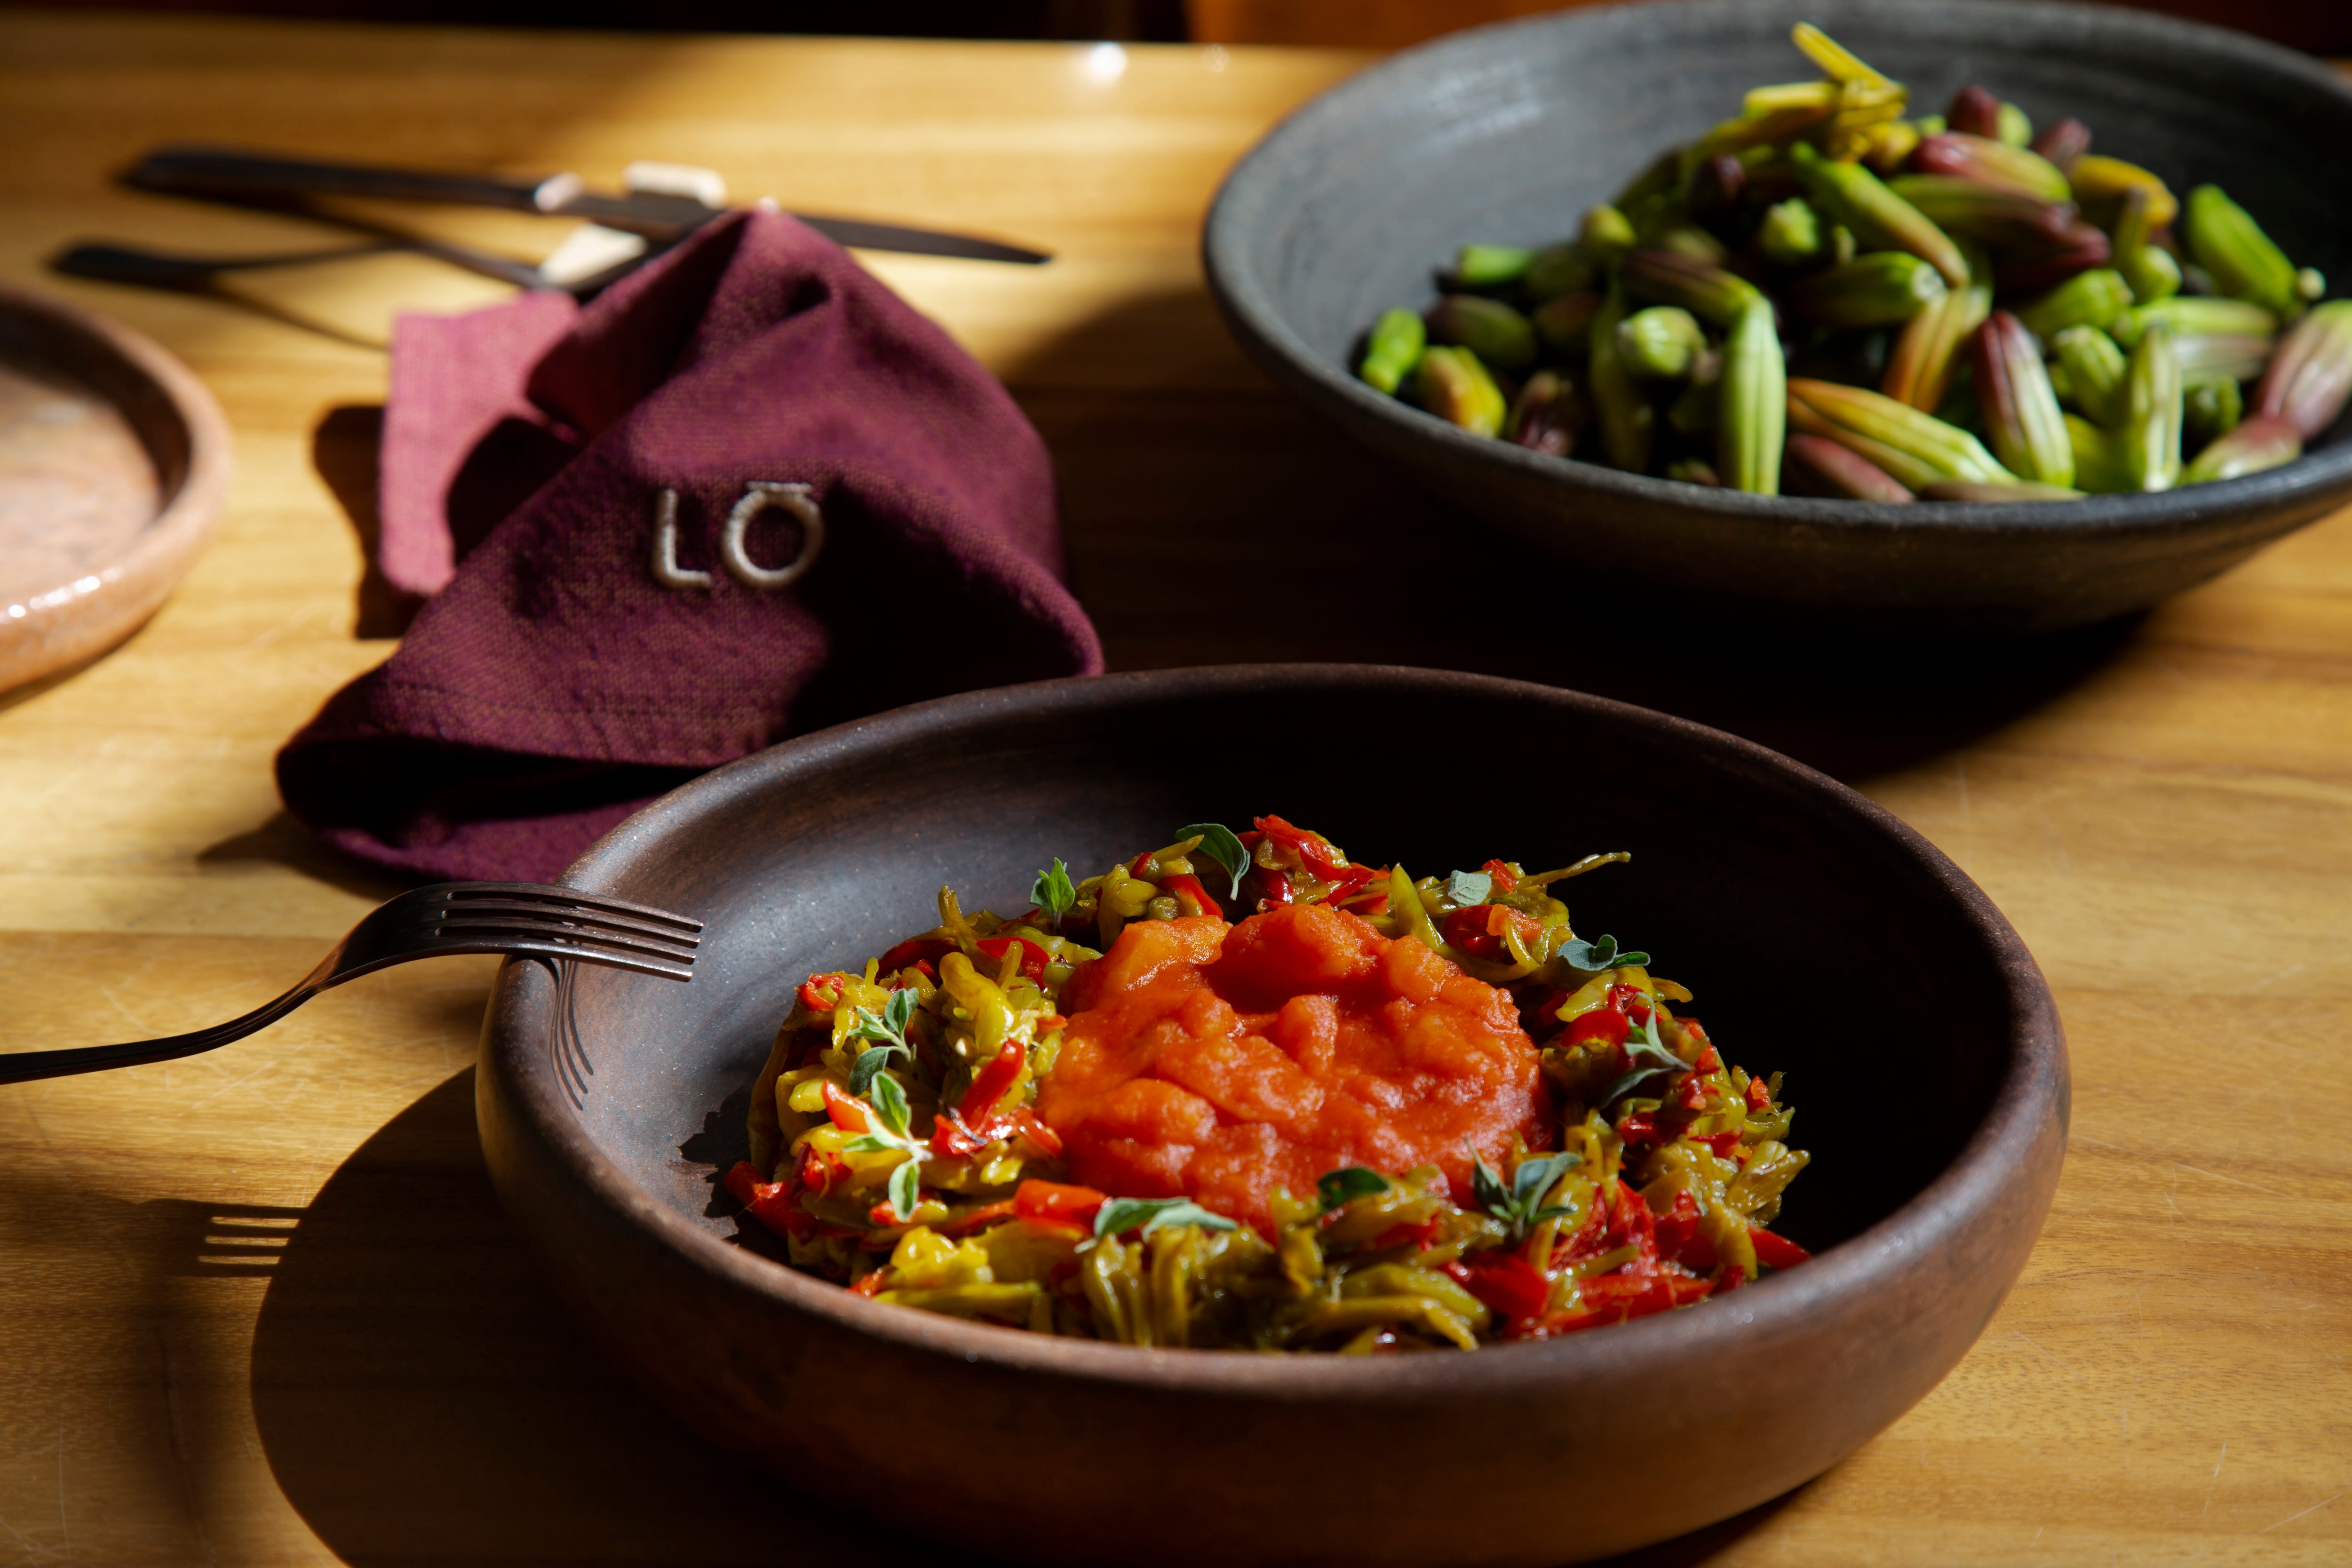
1036 903 1551 1234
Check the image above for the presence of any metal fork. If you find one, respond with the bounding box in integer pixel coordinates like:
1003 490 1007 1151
0 881 700 1086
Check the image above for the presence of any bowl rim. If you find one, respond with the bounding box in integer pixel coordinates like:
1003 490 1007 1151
1200 0 2352 538
497 663 2066 1395
0 282 233 683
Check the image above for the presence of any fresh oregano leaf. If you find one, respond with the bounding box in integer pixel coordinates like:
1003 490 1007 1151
1176 822 1250 900
1561 933 1651 971
1470 1148 1512 1216
1446 869 1494 907
869 1070 913 1139
1469 1143 1584 1240
1030 858 1078 921
848 1044 902 1097
1597 1063 1679 1108
1622 1010 1680 1069
886 1158 921 1224
1316 1166 1391 1211
1512 1150 1583 1210
1093 1195 1240 1241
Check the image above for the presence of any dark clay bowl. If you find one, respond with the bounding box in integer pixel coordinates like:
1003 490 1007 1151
477 666 2066 1567
1201 0 2352 636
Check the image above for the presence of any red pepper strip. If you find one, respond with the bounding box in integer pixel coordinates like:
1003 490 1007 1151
1015 1178 1107 1228
1691 1130 1742 1159
1651 1188 1702 1259
877 937 955 973
1445 906 1541 961
821 1081 873 1133
1616 1110 1661 1146
1750 1227 1812 1270
1550 1196 1613 1269
1252 815 1343 875
1745 1075 1774 1111
1692 1044 1722 1074
1673 1073 1708 1112
1370 1216 1442 1250
1480 859 1518 892
959 1034 1026 1123
1606 982 1652 1023
723 1161 815 1241
1252 814 1378 896
1715 1264 1747 1292
936 1199 1018 1237
1007 1106 1064 1157
1580 1271 1712 1314
1443 1253 1551 1323
972 935 1051 980
869 1201 907 1227
1160 872 1223 921
1440 905 1493 954
929 1110 993 1159
933 1103 1065 1160
797 972 850 1013
1252 864 1295 912
1129 851 1156 878
1529 1306 1620 1336
848 1271 888 1298
1565 1005 1629 1048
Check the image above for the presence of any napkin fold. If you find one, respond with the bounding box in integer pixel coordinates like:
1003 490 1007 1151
278 209 1101 882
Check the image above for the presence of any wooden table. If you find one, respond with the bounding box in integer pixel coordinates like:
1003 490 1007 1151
0 10 2346 1564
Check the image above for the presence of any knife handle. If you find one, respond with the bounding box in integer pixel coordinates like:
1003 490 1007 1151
128 143 573 214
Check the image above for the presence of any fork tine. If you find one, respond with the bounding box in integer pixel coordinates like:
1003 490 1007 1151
442 881 703 932
428 914 700 964
404 930 695 980
406 898 703 949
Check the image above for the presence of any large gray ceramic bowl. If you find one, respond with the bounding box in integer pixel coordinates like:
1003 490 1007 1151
1203 0 2352 634
477 666 2067 1567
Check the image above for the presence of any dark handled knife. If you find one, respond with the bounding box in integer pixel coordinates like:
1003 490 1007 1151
126 144 1052 265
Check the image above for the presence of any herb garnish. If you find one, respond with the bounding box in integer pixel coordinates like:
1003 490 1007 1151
1561 933 1651 971
846 987 920 1096
1091 1195 1240 1244
1316 1166 1391 1211
1469 1147 1583 1241
1595 1008 1685 1107
841 1067 927 1222
1445 869 1494 907
1030 858 1078 922
1175 822 1250 900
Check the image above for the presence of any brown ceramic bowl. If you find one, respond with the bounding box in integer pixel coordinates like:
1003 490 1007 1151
477 666 2066 1567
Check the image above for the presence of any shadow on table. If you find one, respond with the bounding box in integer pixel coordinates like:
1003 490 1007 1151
246 1067 964 1568
1015 287 2145 788
198 807 425 902
244 1070 1808 1568
312 403 421 640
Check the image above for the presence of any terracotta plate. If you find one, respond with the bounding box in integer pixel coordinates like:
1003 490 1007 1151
477 666 2068 1566
0 285 230 693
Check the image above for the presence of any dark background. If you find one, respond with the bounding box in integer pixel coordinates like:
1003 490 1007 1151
25 0 2352 54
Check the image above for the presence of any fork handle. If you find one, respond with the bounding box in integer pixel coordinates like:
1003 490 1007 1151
0 983 318 1086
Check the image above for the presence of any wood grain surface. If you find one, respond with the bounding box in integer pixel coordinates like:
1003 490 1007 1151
0 11 2345 1565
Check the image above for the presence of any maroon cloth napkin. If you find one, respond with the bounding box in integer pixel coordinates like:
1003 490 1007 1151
278 209 1101 882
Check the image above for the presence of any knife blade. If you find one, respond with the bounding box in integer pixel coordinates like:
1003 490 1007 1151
126 144 1052 265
